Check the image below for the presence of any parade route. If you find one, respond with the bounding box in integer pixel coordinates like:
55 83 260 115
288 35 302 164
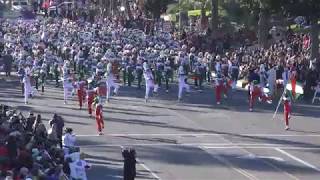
1 76 320 179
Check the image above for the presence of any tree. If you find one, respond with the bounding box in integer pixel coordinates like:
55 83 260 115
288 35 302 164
211 0 218 35
270 0 320 59
144 0 173 19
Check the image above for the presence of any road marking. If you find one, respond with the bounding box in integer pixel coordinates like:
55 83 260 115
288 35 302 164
198 146 259 180
136 158 162 180
275 148 320 172
119 145 161 180
168 108 300 180
236 154 285 162
75 133 320 137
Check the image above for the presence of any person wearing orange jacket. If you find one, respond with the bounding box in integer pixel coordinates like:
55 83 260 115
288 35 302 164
94 97 105 135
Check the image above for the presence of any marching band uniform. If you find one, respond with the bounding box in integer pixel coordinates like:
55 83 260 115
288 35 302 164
135 58 144 89
95 81 107 104
230 62 239 89
143 66 157 103
267 66 276 96
40 63 47 93
215 73 226 105
23 73 32 104
283 95 291 130
178 65 190 101
95 101 105 135
76 79 86 109
126 60 135 87
164 59 172 93
86 82 95 116
249 80 272 112
289 67 297 98
63 77 73 104
106 62 119 102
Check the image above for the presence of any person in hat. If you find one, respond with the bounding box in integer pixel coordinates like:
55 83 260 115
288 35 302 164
283 94 291 130
178 64 190 101
63 77 73 105
94 98 104 135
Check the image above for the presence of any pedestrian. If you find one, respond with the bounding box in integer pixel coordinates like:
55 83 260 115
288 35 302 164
62 128 76 154
283 94 291 130
69 153 91 180
49 114 65 148
2 50 13 77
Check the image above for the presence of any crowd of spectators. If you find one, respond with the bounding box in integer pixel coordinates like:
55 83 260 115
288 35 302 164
0 104 87 180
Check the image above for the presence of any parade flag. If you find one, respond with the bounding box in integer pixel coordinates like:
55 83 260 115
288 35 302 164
286 82 304 100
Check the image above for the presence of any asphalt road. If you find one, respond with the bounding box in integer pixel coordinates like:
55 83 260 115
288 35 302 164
1 74 320 180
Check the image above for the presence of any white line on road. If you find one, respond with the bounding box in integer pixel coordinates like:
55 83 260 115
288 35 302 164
198 146 259 180
75 133 320 137
275 148 320 172
136 158 162 180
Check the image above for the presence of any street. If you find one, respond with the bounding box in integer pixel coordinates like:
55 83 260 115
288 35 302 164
1 75 320 180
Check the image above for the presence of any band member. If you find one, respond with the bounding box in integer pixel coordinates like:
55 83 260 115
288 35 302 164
40 63 47 93
249 80 272 111
143 62 157 103
283 95 291 130
136 57 144 89
95 80 107 104
76 77 87 109
94 98 104 135
23 74 32 104
63 77 74 104
86 81 95 117
178 64 190 101
289 66 297 98
106 61 119 102
164 59 172 93
215 72 227 105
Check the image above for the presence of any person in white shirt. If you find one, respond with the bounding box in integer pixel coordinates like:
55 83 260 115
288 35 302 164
69 153 91 180
63 128 76 155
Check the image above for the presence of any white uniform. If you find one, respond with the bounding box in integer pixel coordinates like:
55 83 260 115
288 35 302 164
106 62 119 101
69 160 89 180
267 67 276 94
178 65 190 100
282 69 289 86
23 75 32 104
143 69 157 101
63 78 73 104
